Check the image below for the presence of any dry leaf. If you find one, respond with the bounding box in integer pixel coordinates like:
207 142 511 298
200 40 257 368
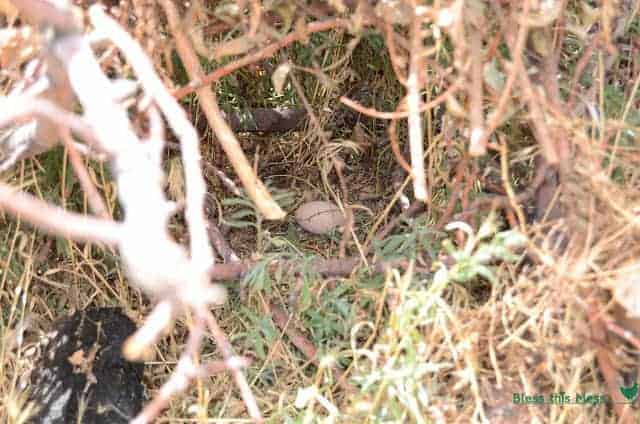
67 349 86 366
213 36 257 60
272 63 291 96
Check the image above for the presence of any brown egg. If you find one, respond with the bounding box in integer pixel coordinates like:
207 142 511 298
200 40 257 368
295 200 346 235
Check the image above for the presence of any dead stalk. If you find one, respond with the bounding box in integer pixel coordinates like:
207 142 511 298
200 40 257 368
406 11 428 202
468 27 486 156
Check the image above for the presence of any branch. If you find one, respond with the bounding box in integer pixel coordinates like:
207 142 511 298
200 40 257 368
171 19 350 99
158 0 285 221
90 6 215 269
0 182 122 245
338 77 461 120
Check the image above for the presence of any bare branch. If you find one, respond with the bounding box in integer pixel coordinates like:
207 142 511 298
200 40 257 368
0 182 122 245
157 0 285 222
89 7 216 269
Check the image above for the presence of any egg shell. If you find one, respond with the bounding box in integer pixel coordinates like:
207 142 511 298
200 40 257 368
295 200 346 235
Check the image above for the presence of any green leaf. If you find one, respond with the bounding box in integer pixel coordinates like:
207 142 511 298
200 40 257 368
496 230 527 249
451 260 475 283
298 282 312 312
477 217 497 240
229 209 257 220
475 264 497 284
225 220 256 229
380 235 409 257
55 237 72 259
222 197 255 208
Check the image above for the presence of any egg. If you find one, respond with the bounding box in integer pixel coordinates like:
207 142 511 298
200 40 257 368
295 200 346 235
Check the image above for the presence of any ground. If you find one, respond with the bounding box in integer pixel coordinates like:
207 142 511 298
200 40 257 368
2 1 640 423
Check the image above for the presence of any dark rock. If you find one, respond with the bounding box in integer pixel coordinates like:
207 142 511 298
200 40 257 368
24 307 144 423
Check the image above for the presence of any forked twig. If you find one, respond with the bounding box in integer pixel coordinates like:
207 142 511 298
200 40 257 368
203 309 263 421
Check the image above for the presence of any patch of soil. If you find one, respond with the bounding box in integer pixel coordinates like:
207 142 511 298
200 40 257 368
24 307 144 423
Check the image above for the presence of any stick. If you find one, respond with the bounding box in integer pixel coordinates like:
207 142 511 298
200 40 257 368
157 0 285 221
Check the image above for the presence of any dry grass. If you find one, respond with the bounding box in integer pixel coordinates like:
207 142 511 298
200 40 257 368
3 0 640 423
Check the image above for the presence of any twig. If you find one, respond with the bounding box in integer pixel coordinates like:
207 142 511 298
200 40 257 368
435 157 468 229
207 222 240 263
59 128 110 219
383 21 408 85
567 42 596 110
498 136 527 231
406 11 428 202
157 0 285 221
171 19 351 99
334 159 353 258
203 310 263 422
339 79 460 120
248 0 262 38
372 201 425 246
541 24 570 164
468 25 486 156
490 2 559 166
166 141 243 197
388 98 414 174
269 303 318 360
517 67 559 164
588 299 635 424
204 196 240 263
604 318 640 351
123 300 176 361
131 316 206 424
456 158 550 219
478 0 531 149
